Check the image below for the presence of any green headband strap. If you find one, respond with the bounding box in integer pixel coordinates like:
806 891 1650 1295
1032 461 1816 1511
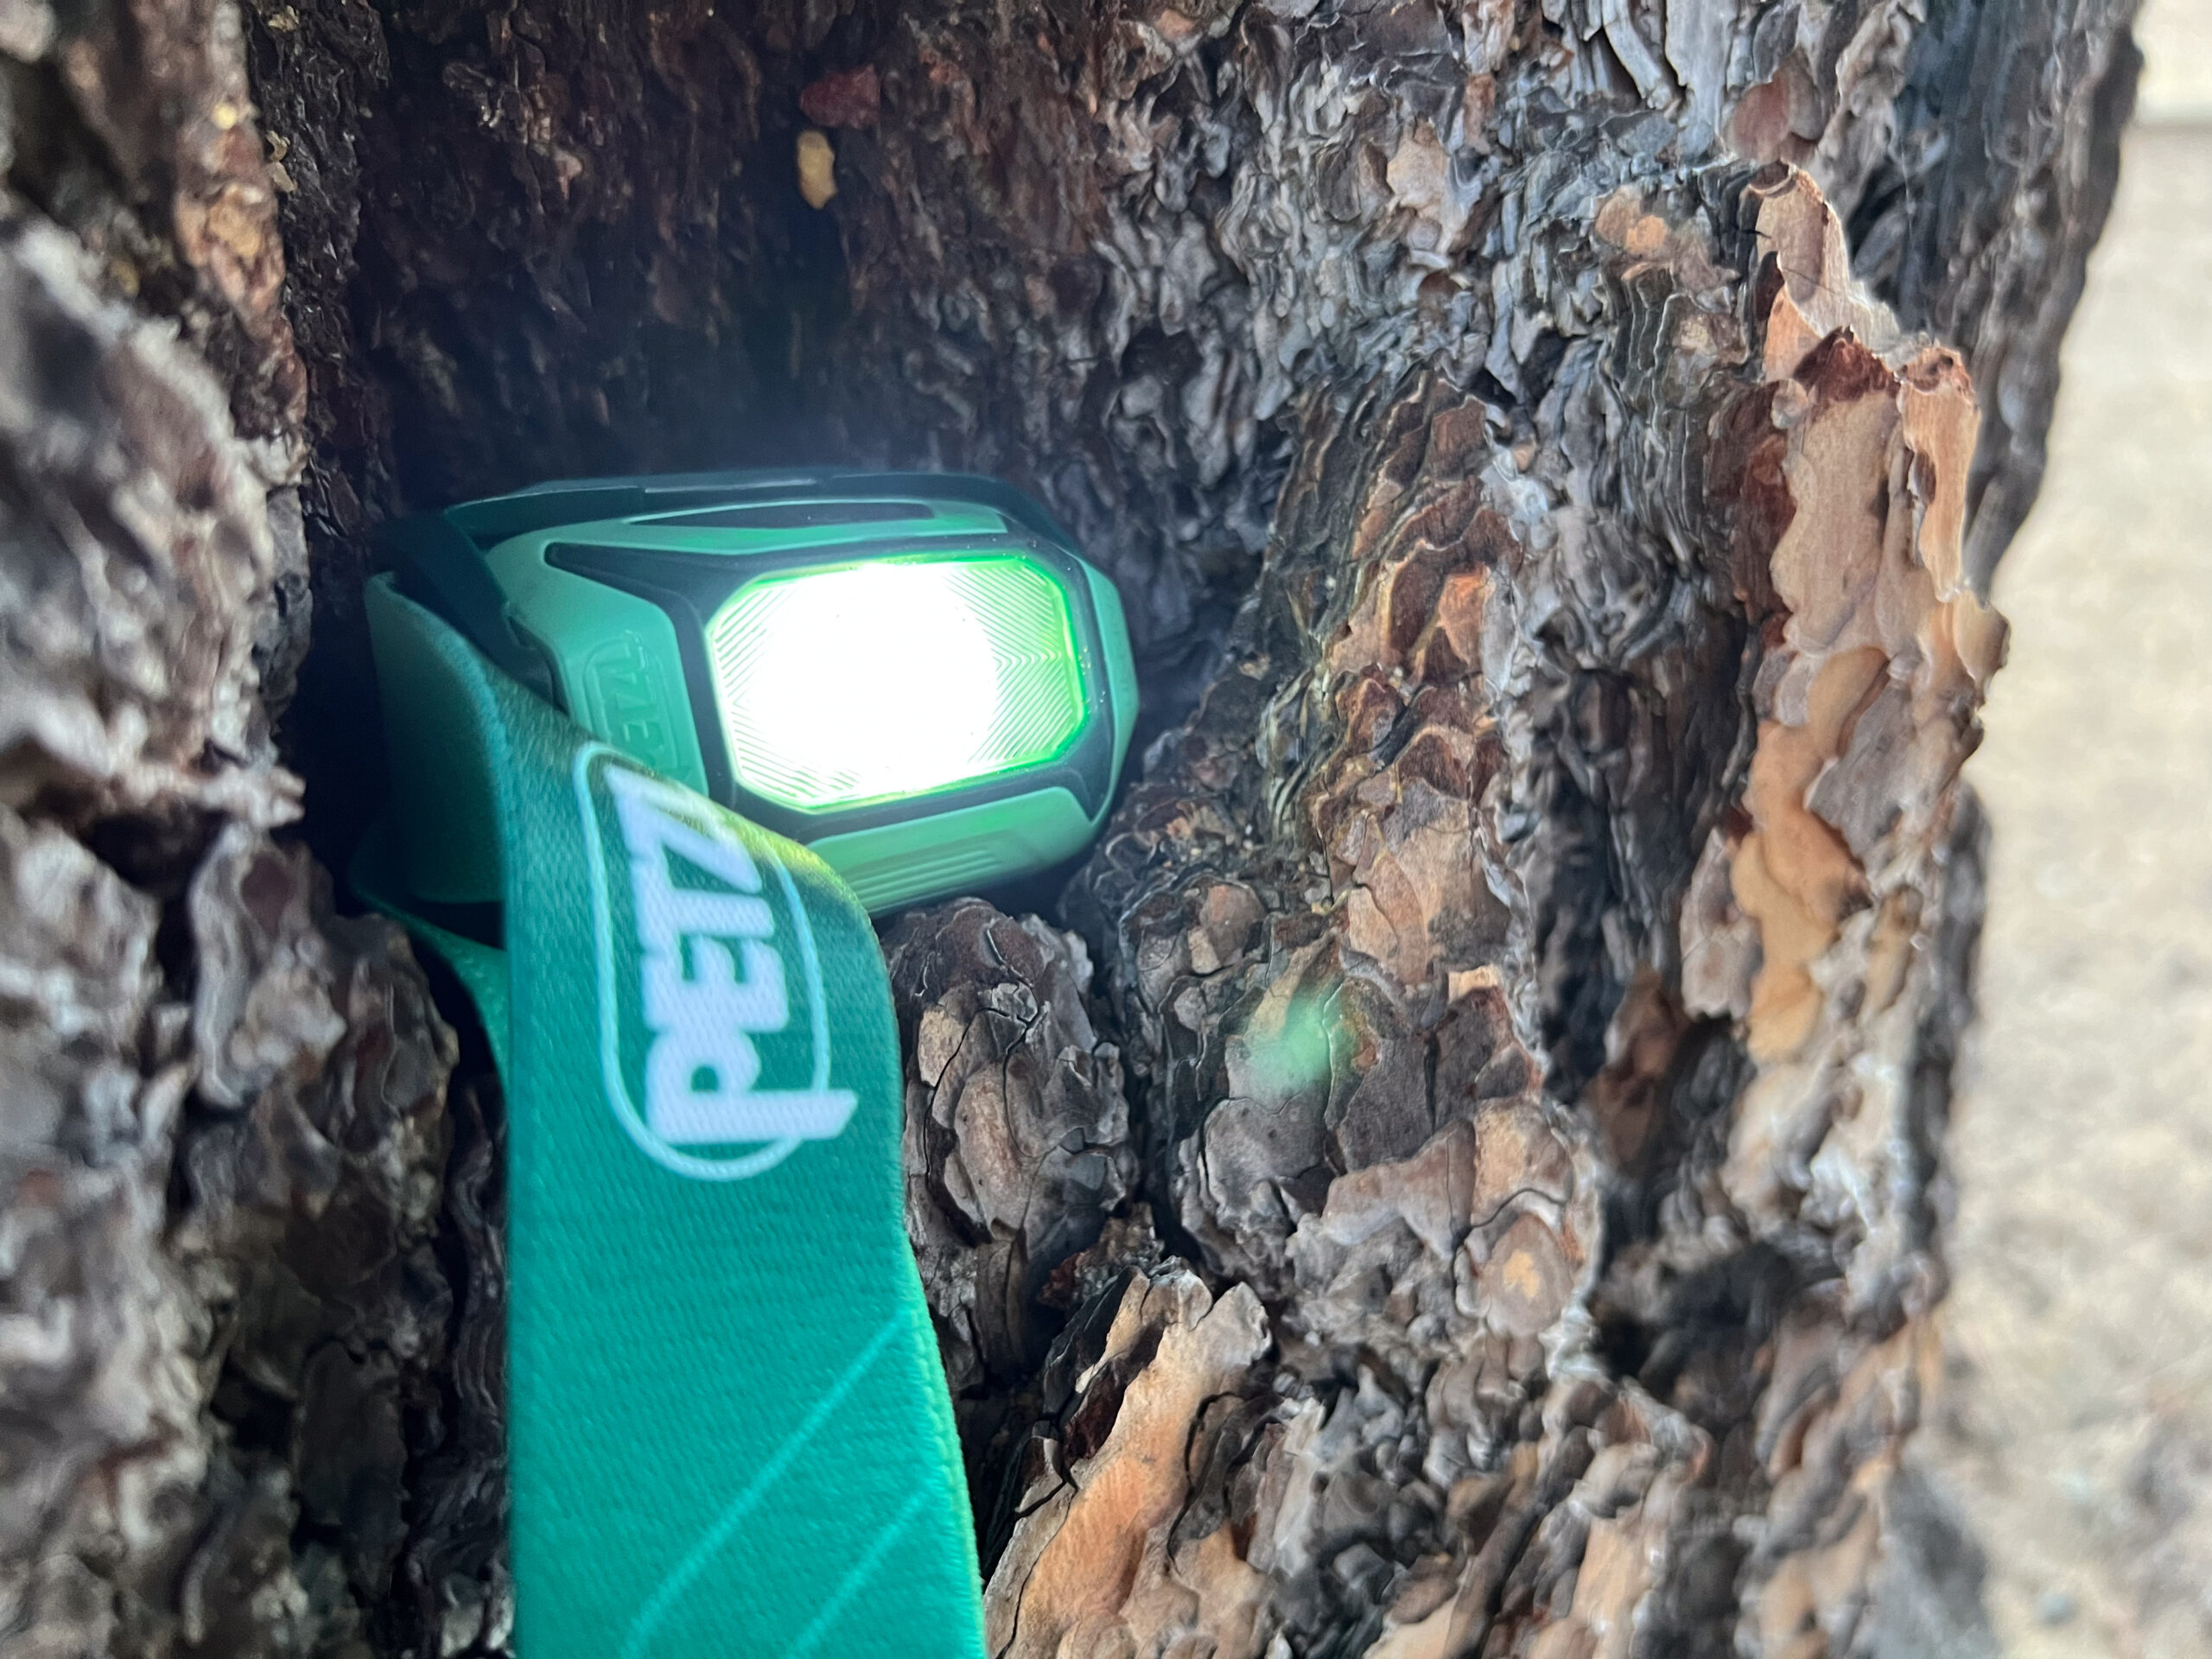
355 576 985 1658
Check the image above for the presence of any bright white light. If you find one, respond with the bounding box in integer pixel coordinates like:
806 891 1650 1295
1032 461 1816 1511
707 557 1081 811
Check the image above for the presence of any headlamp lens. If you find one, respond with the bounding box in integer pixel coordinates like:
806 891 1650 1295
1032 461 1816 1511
705 556 1088 812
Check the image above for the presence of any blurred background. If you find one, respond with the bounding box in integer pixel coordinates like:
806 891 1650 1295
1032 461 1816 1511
1920 0 2212 1652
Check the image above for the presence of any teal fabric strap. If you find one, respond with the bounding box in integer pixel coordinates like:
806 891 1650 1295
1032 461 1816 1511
356 578 985 1659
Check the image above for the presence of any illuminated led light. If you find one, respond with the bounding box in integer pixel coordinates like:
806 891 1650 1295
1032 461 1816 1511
394 472 1140 912
706 556 1087 811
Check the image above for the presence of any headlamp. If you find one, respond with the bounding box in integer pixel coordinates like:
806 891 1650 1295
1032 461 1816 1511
383 469 1136 912
355 469 1130 1658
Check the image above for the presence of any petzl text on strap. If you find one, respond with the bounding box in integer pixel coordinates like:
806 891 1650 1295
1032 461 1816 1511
355 576 985 1659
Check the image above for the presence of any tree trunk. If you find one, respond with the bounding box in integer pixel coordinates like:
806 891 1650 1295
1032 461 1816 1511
0 1 2138 1656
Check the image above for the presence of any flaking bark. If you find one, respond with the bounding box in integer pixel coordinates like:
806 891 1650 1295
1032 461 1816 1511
0 0 2137 1656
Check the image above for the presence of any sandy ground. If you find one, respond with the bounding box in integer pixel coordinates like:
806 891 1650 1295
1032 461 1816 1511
1920 3 2212 1653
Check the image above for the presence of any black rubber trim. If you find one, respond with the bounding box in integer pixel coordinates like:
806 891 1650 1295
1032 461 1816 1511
650 501 934 531
380 512 559 702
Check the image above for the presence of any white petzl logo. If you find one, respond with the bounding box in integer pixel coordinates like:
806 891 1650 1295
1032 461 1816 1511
576 749 856 1180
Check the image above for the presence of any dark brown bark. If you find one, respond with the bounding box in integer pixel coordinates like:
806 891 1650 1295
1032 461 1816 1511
0 0 2139 1656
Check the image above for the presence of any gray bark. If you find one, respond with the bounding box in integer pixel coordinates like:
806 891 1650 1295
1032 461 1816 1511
0 0 2139 1656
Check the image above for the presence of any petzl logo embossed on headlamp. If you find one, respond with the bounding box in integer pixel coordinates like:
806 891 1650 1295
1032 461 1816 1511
382 469 1138 912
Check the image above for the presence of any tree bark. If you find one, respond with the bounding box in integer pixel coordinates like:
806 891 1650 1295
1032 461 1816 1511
0 1 2138 1657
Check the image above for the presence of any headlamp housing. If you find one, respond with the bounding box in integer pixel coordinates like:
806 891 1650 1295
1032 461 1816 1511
384 471 1136 912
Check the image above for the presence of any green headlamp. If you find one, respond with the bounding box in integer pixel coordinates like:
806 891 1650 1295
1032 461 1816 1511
383 469 1137 912
354 470 1135 1659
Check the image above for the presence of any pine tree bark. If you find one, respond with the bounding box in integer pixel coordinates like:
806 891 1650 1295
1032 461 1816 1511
0 1 2139 1656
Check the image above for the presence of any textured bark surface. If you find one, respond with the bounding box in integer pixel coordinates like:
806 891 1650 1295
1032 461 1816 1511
0 0 2140 1656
